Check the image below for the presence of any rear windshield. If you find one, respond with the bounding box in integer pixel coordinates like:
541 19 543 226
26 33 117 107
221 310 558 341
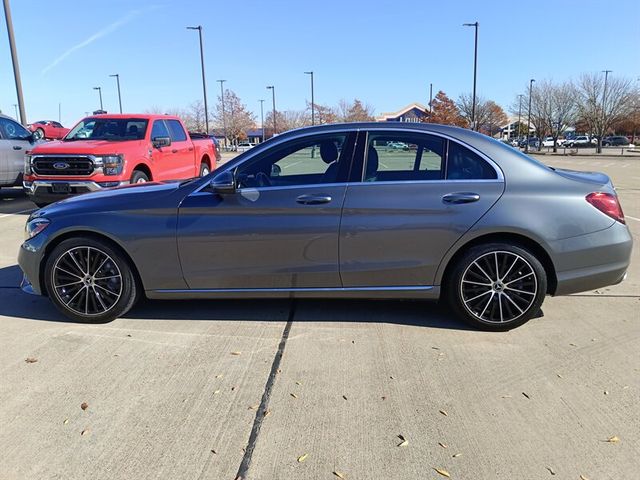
65 118 148 141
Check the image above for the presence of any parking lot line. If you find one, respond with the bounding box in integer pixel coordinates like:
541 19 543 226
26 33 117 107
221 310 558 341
0 208 34 220
625 215 640 222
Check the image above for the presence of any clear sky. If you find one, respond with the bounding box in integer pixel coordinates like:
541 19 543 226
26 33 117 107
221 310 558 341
1 0 639 126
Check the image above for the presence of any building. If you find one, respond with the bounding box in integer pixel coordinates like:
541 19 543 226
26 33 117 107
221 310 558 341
376 103 430 123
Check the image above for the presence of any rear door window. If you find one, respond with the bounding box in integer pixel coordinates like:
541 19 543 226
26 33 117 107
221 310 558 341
446 141 498 180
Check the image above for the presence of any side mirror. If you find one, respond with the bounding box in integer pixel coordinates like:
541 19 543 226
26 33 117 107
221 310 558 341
152 136 171 148
210 170 236 195
271 164 282 177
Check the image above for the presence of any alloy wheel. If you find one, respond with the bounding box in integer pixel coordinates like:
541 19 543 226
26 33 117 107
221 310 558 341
460 251 537 324
52 246 123 316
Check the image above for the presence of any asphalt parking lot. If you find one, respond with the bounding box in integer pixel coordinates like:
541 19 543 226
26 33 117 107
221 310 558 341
0 155 638 480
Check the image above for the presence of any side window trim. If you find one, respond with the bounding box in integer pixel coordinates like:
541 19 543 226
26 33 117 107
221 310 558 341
151 119 170 140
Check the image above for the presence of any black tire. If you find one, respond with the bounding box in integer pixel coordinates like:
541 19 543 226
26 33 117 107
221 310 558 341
34 128 45 140
445 242 547 331
44 237 140 323
199 162 210 177
130 170 149 184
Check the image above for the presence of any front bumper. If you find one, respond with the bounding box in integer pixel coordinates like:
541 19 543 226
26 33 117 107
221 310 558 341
23 179 128 204
18 233 49 296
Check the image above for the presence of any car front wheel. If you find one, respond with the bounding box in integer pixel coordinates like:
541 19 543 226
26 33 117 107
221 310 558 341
446 243 547 331
44 237 139 323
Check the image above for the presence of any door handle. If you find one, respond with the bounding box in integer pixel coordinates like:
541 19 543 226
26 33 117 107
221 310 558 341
13 146 22 150
442 192 480 204
296 194 332 205
172 149 178 153
188 147 194 152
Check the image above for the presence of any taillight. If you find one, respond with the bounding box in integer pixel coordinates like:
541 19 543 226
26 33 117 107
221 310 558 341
586 192 625 224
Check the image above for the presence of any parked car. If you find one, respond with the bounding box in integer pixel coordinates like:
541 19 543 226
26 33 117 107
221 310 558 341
23 114 216 206
602 136 630 146
565 135 592 148
27 120 70 140
519 137 539 149
386 141 409 150
237 142 256 152
18 123 632 331
0 114 41 189
542 137 555 147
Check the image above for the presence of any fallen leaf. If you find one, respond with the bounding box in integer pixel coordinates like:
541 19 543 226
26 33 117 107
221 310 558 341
295 381 302 386
263 410 271 417
606 435 620 443
81 429 89 436
231 386 238 391
546 466 556 475
522 392 530 399
290 393 298 399
381 396 387 401
439 410 448 416
397 435 409 447
438 442 448 449
351 340 355 344
569 343 577 347
452 453 462 458
231 351 242 356
390 376 394 380
248 404 259 410
297 453 308 463
342 395 348 400
25 357 38 363
433 468 451 478
277 368 282 373
622 385 629 389
501 395 512 399
432 346 440 350
557 374 563 378
579 475 590 480
215 374 224 379
126 334 132 337
213 390 221 395
211 449 217 454
604 390 609 395
80 402 88 411
63 418 69 425
333 471 346 479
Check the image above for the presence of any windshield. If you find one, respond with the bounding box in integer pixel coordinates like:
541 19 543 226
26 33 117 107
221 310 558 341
65 118 148 141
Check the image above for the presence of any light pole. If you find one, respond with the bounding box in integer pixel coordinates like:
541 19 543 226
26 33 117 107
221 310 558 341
259 99 265 143
266 86 276 137
517 94 524 141
429 83 433 118
217 79 227 149
109 74 122 113
13 103 18 119
601 69 612 152
526 79 535 152
304 71 315 126
187 26 209 133
463 21 479 130
93 86 103 111
4 0 26 124
58 102 61 123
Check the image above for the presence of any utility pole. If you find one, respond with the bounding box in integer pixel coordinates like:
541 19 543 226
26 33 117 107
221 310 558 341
304 71 315 126
58 102 61 123
526 79 535 152
463 21 479 130
600 69 612 153
13 103 18 119
217 79 227 149
109 74 122 113
3 0 27 124
517 94 524 141
93 86 103 111
259 99 265 143
429 83 433 118
266 86 276 137
187 26 209 133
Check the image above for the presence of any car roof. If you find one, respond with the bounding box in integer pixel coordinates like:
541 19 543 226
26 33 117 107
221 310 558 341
82 113 180 121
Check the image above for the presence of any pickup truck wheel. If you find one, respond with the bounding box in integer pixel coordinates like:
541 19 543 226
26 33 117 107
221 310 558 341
199 163 210 177
44 237 140 323
131 170 149 184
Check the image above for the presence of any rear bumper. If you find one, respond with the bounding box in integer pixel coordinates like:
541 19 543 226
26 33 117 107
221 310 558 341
23 179 128 204
550 221 633 295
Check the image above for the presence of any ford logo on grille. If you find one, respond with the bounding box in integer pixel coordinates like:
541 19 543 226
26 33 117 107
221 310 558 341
53 162 70 170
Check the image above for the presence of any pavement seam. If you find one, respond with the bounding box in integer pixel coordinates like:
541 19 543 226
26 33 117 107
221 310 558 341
233 299 296 480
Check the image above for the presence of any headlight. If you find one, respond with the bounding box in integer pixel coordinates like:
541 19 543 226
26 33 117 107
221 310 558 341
25 217 50 239
24 154 32 175
95 155 124 175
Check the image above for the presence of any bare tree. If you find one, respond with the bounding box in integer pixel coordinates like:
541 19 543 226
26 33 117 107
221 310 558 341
458 94 507 135
545 81 576 152
574 73 635 153
336 99 375 122
213 89 256 146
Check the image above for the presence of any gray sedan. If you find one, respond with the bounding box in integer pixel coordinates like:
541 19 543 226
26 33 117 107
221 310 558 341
18 123 632 330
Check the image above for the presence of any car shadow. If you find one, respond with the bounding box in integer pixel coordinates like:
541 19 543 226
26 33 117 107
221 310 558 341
0 264 471 331
0 187 34 215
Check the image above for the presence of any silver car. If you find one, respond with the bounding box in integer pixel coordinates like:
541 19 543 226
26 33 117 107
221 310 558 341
0 114 37 188
18 123 632 330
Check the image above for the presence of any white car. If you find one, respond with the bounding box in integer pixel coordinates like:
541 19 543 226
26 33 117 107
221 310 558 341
565 136 592 148
542 137 555 147
0 114 41 188
237 142 256 152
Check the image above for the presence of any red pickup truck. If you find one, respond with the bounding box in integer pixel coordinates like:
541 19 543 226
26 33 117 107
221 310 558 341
23 114 217 206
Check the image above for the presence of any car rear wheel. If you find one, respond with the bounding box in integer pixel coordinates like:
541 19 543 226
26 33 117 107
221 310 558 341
33 128 45 140
199 163 210 177
131 170 149 184
44 237 139 323
446 243 547 331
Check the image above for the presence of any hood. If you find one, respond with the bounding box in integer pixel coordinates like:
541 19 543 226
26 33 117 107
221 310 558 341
30 139 146 155
35 181 183 217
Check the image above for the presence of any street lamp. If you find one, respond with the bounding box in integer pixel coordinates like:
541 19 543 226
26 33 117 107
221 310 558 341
463 21 479 130
517 94 524 141
429 83 433 118
526 79 535 152
93 86 103 111
259 99 265 143
3 0 26 124
601 69 612 151
266 86 276 137
187 26 209 133
304 71 315 126
13 103 18 119
217 79 227 149
109 74 122 113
